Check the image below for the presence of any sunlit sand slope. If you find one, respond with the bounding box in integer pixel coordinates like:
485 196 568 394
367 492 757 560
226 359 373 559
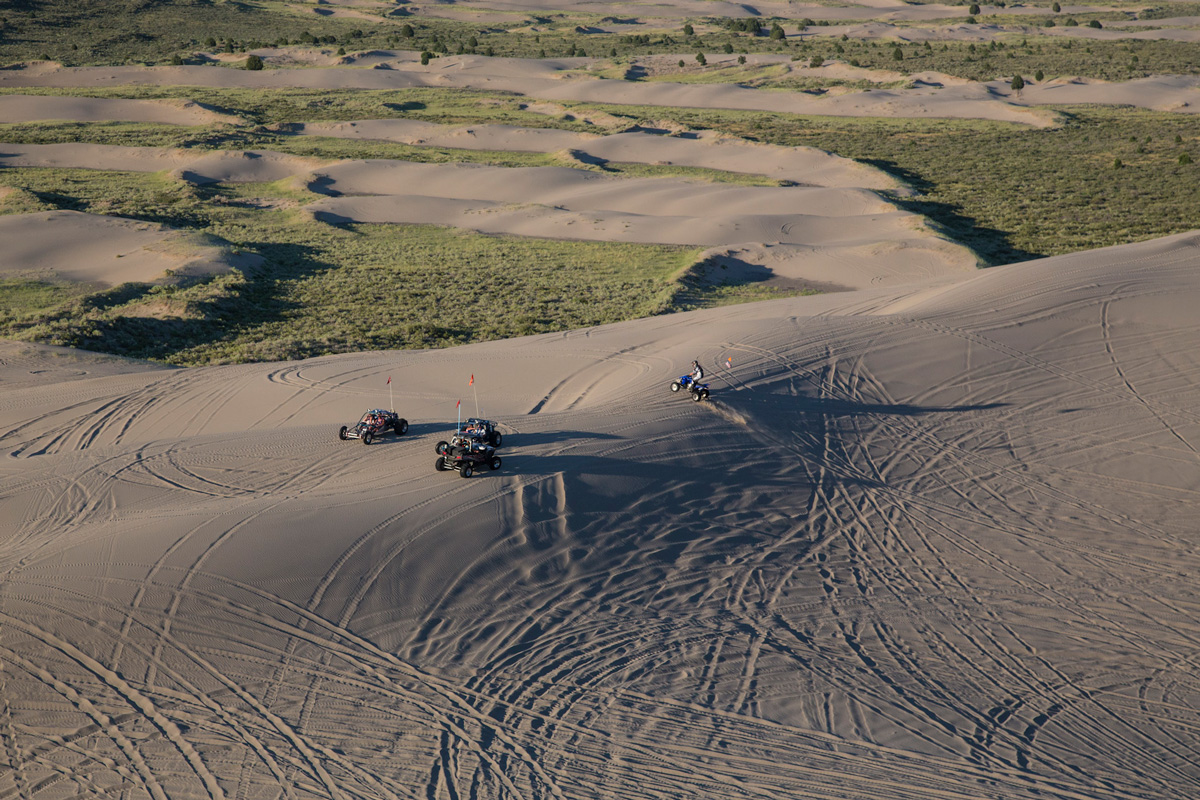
1 231 1199 798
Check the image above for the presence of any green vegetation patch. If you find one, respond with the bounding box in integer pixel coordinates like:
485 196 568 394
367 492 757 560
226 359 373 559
0 168 703 365
577 102 1200 263
0 279 94 326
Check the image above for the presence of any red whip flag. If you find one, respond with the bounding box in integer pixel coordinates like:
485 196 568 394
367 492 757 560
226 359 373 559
387 376 391 385
456 399 461 408
469 374 474 386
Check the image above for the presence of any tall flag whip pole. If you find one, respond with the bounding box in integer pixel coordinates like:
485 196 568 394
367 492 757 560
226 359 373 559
470 374 478 418
456 398 461 431
387 375 393 411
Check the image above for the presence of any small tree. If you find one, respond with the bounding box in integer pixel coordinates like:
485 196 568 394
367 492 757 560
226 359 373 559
1010 74 1024 91
683 23 694 36
969 3 981 14
401 24 414 38
723 42 734 54
1051 1 1060 10
810 55 824 67
1034 69 1044 81
245 54 264 70
469 36 478 48
1112 158 1123 169
695 52 707 65
420 51 433 65
1180 153 1193 165
1088 19 1102 28
738 54 746 64
769 23 785 40
892 45 903 60
678 59 686 68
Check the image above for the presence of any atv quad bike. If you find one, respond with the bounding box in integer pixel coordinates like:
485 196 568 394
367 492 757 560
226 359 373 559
670 375 710 402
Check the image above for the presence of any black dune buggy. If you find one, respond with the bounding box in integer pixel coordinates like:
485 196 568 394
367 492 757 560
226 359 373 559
434 433 502 478
338 409 409 445
457 417 503 447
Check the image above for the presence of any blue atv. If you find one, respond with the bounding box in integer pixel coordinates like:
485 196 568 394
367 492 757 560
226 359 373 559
670 375 710 402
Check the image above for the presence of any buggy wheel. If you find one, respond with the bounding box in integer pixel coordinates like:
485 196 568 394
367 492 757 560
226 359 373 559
338 425 348 441
489 456 502 471
460 463 473 479
395 418 408 436
434 457 447 472
491 432 502 447
362 431 373 445
435 440 448 455
670 381 681 393
690 390 703 402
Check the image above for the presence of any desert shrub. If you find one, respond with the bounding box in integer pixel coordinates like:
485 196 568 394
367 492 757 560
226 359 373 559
245 55 264 71
1181 153 1194 165
1011 74 1024 90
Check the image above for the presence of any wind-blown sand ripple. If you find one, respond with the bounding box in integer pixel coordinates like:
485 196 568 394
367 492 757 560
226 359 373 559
2 230 1200 798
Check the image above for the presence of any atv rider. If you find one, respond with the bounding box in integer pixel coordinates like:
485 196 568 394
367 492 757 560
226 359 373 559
689 360 704 386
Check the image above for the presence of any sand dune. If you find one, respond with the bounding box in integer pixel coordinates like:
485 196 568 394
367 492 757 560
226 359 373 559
0 141 974 288
5 56 1185 125
4 54 1196 126
0 95 242 125
291 120 903 190
302 159 976 286
3 230 1199 798
0 210 240 285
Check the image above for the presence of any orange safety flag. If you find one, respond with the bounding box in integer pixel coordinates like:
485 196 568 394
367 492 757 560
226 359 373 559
469 374 474 386
456 399 461 408
387 376 391 385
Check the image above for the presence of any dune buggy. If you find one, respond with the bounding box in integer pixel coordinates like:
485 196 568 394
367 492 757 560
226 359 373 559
434 434 502 478
338 409 409 445
457 417 503 447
